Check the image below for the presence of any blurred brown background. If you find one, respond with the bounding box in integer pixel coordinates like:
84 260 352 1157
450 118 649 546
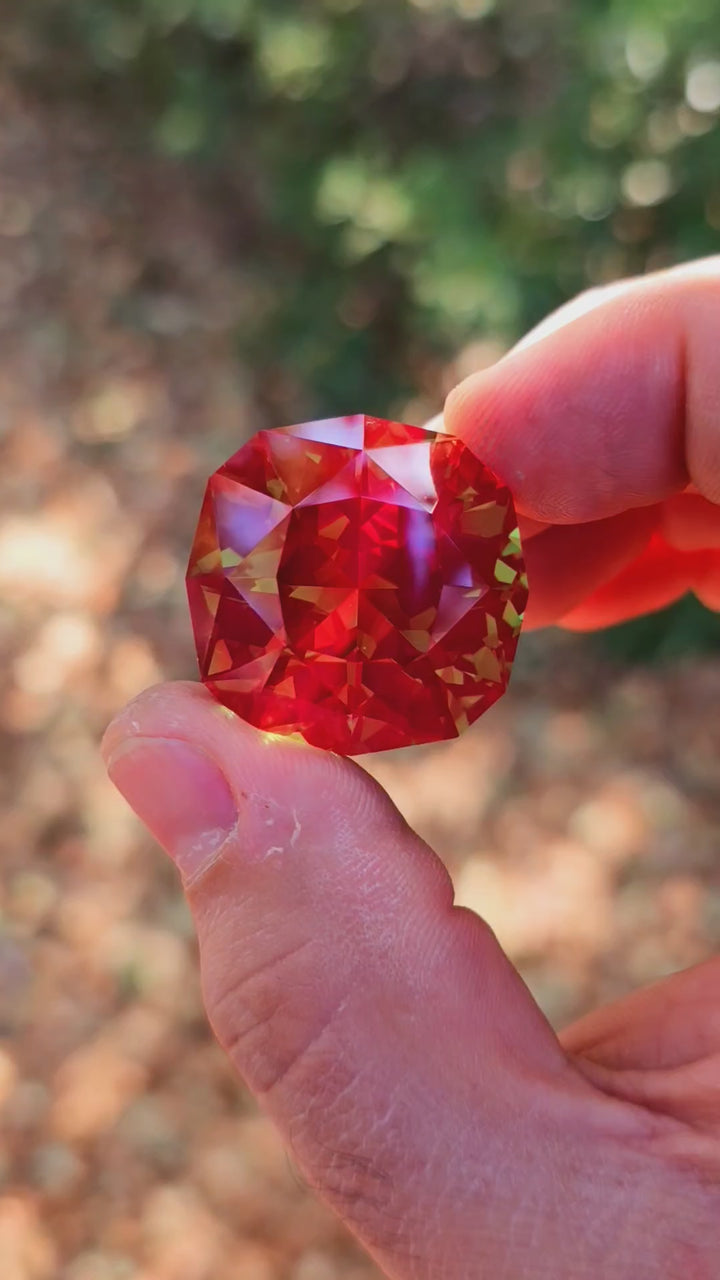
2 3 720 1278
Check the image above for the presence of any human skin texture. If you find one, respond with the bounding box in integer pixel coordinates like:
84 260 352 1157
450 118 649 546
104 260 720 1279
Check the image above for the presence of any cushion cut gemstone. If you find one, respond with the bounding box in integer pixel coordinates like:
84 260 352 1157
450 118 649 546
186 415 527 754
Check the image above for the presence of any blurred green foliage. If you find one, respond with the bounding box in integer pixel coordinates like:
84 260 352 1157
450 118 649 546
21 0 720 408
16 0 720 653
599 595 720 663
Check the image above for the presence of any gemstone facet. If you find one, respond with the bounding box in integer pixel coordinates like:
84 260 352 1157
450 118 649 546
186 415 527 754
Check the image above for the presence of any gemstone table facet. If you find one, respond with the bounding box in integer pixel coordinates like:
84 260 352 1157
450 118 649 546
186 415 527 753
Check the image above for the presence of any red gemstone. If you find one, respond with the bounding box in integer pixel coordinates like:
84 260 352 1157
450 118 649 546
186 415 527 754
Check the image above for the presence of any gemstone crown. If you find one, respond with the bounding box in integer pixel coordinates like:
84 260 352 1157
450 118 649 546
186 414 527 753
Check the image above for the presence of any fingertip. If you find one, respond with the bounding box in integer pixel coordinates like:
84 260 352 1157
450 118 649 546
444 267 702 524
101 680 215 764
102 680 323 786
106 734 239 881
101 680 421 885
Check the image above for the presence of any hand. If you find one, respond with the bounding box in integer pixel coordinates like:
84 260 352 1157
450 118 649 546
103 260 720 1280
449 257 720 632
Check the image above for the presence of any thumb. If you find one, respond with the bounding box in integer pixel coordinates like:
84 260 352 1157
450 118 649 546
102 683 628 1278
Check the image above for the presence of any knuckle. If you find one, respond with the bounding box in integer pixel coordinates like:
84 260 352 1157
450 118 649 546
204 935 347 1096
289 1088 421 1258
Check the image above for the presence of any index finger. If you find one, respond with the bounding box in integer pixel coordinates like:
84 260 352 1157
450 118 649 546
444 258 720 525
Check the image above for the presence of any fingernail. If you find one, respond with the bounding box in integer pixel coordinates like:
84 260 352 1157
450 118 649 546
106 737 237 880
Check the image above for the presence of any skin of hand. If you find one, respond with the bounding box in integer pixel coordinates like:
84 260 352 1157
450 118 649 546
103 259 720 1280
